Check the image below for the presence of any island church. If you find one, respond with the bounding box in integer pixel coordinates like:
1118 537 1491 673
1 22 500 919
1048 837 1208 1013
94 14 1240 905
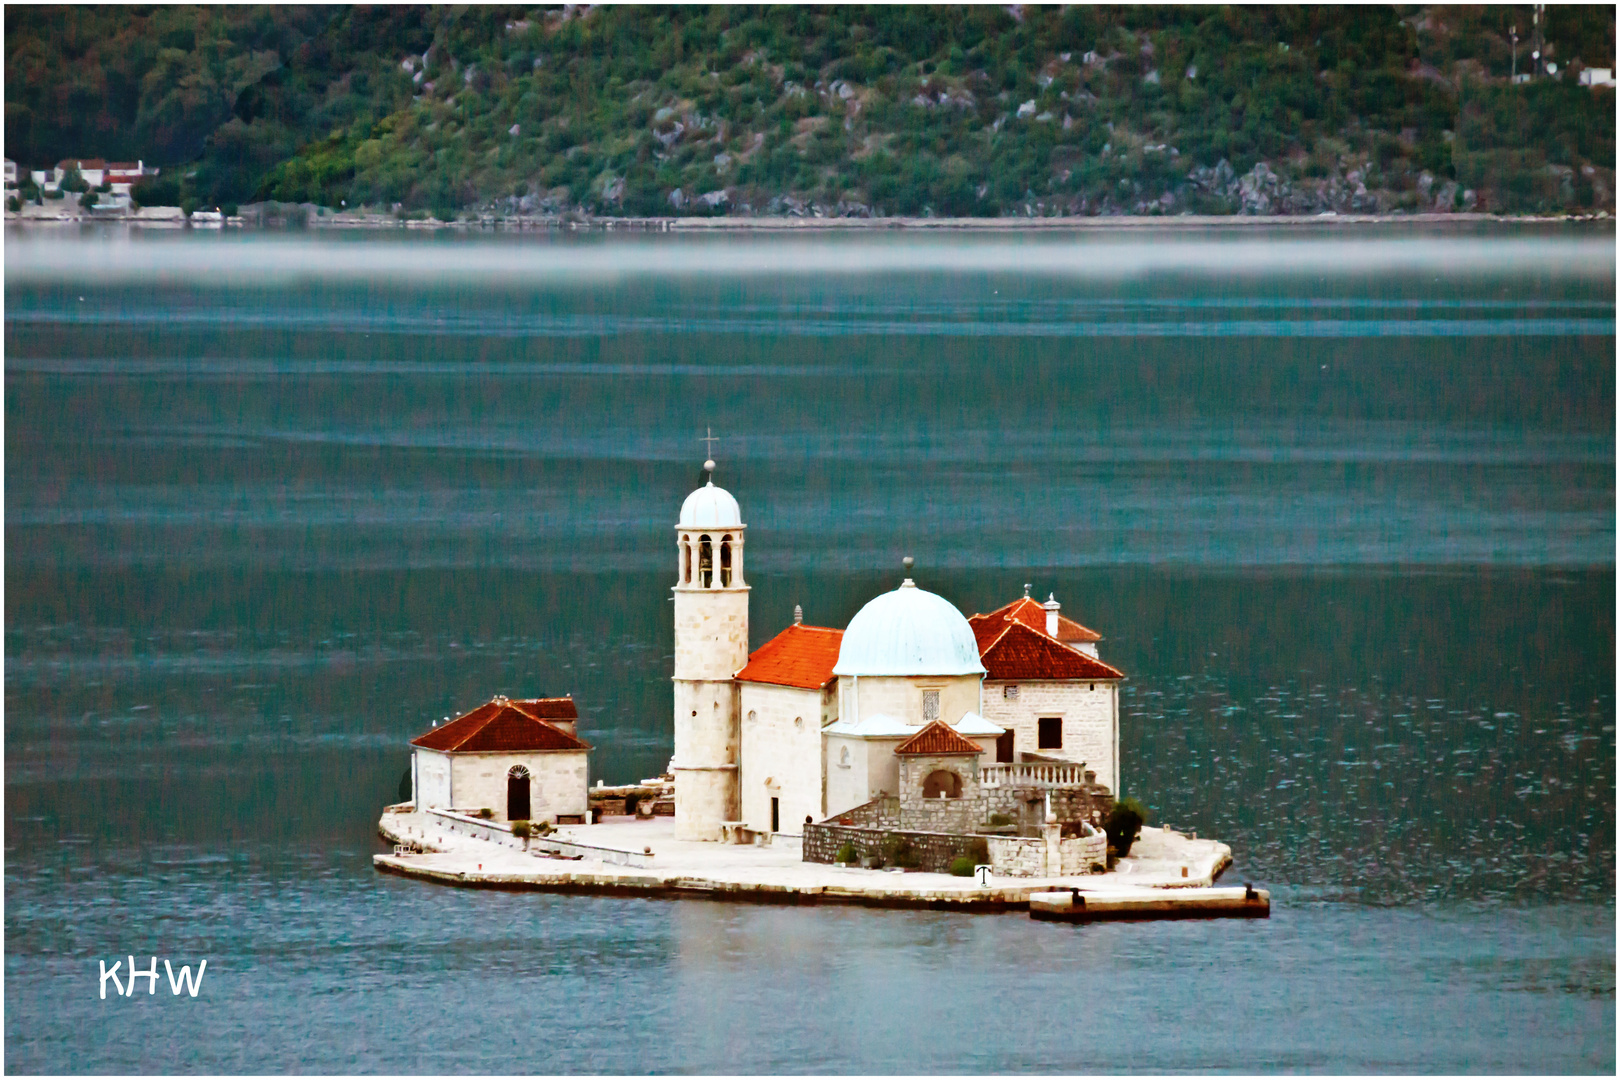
671 461 1126 843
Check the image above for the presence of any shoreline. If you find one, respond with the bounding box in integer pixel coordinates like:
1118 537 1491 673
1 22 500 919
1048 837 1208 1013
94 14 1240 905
374 808 1239 913
6 209 1611 234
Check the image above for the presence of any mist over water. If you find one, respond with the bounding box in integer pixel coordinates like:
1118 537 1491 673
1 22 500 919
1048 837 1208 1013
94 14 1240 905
5 225 1613 1073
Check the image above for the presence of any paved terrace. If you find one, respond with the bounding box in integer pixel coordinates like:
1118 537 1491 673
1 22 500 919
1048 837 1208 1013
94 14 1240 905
375 811 1233 909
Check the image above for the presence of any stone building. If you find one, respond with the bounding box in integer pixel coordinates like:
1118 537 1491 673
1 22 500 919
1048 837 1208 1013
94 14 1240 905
669 466 749 841
670 462 1130 842
410 696 591 824
736 615 843 835
969 591 1126 794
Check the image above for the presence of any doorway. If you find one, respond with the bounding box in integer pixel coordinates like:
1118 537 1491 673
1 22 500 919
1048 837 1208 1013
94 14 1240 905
507 766 531 821
770 796 780 834
995 730 1014 763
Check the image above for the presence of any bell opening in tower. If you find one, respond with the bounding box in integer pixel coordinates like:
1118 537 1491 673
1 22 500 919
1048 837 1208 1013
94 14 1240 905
698 534 713 588
720 534 733 587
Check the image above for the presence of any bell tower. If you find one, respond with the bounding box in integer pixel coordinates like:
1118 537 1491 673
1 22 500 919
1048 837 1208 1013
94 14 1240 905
670 458 748 841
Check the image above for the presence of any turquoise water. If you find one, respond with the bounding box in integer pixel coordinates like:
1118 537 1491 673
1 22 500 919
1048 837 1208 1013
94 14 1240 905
5 226 1614 1072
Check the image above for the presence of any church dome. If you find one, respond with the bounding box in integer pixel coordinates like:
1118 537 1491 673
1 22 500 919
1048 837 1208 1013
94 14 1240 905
678 481 742 529
833 581 987 677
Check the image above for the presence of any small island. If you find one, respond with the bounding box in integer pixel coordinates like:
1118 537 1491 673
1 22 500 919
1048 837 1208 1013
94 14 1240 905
377 460 1266 920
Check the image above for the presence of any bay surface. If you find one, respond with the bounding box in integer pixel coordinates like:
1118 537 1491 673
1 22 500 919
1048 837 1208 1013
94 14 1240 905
5 225 1614 1073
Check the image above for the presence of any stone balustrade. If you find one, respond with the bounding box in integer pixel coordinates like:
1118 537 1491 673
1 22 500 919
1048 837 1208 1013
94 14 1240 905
980 761 1091 789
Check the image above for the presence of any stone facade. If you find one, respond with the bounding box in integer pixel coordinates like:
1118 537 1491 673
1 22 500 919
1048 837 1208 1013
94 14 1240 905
987 835 1046 877
823 733 909 818
981 679 1120 794
985 826 1107 877
672 583 748 841
412 746 588 824
802 821 990 874
837 673 982 732
897 752 984 834
739 680 835 834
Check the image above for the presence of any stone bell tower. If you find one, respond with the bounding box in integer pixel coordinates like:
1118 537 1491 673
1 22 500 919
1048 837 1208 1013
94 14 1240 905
670 458 748 841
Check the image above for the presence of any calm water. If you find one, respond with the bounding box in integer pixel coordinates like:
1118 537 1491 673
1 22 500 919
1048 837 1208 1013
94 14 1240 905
5 226 1614 1073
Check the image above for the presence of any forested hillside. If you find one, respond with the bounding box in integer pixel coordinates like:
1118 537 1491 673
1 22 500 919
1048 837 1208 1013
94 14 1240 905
7 5 1614 218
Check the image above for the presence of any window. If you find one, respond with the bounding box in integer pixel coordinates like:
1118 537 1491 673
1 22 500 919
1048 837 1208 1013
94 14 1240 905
922 689 940 723
838 746 851 768
922 769 962 799
1004 685 1019 700
1038 717 1063 750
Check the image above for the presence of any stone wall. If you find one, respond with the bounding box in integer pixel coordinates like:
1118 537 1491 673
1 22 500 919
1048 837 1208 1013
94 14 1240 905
1060 831 1108 875
987 835 1045 877
985 826 1106 877
828 796 901 829
803 821 990 874
981 778 1115 833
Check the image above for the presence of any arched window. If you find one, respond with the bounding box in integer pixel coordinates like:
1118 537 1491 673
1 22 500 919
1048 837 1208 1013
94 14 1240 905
922 769 962 799
507 765 532 821
838 746 851 767
719 533 733 587
682 534 692 585
698 534 713 588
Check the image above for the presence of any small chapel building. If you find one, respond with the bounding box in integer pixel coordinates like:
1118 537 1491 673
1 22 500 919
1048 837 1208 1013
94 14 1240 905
667 461 1128 842
410 695 591 824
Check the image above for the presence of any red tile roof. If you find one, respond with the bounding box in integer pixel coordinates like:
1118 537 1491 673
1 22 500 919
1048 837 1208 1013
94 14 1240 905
735 623 844 690
977 621 1125 681
895 719 985 756
411 697 592 753
508 697 579 721
972 596 1102 644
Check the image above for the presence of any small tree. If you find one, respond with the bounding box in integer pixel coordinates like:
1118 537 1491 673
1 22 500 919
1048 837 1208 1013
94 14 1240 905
6 196 18 213
80 190 98 211
1105 798 1147 859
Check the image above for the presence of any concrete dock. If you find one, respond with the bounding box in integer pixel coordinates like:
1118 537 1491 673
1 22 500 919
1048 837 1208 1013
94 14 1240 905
376 810 1244 914
1030 885 1271 921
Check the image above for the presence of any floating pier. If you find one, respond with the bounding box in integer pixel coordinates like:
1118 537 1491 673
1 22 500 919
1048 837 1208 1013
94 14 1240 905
1029 884 1270 922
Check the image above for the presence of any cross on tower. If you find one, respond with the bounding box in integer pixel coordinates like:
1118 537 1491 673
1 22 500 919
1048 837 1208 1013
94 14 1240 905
700 427 720 461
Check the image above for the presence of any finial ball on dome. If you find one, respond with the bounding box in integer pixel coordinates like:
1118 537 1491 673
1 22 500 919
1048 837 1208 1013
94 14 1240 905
903 556 915 570
703 459 716 473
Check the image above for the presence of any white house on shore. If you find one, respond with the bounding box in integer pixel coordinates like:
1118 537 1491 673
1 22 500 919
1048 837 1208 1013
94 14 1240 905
410 695 591 823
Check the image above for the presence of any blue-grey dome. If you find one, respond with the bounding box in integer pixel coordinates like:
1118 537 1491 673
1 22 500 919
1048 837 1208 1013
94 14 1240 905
678 481 742 529
832 582 986 677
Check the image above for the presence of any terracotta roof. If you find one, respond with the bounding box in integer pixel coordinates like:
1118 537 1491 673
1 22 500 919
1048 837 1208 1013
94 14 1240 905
895 719 985 756
508 697 578 721
971 596 1103 644
977 621 1126 681
411 697 592 753
735 624 844 690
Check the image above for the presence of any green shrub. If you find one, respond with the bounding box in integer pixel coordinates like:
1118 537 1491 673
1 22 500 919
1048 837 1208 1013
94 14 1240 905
510 819 531 839
987 812 1014 827
948 855 978 877
1105 798 1147 858
882 834 919 868
834 841 858 864
6 196 17 213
